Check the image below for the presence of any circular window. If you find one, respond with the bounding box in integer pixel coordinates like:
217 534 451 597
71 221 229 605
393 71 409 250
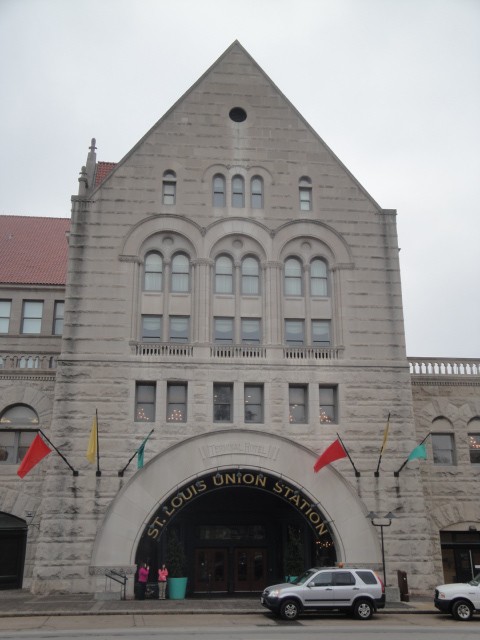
229 107 247 123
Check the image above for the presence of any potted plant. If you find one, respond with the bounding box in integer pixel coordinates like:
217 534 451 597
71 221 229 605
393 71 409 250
285 525 304 582
166 530 188 599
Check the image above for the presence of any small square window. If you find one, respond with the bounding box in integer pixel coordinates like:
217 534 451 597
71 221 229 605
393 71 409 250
135 382 156 422
244 384 263 423
214 317 234 343
214 383 233 422
142 315 162 342
241 319 261 344
468 434 480 464
319 386 337 423
21 301 43 334
53 301 65 335
312 320 331 346
289 385 307 423
169 316 189 343
167 383 187 422
285 320 304 346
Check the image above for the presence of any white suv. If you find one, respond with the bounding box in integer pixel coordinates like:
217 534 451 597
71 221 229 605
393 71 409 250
261 567 385 620
434 575 480 620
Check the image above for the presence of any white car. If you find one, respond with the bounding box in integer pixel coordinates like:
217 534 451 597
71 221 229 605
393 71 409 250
434 576 480 620
261 567 385 621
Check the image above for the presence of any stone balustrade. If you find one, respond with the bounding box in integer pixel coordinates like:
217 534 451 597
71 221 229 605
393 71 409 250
0 353 57 370
408 358 480 376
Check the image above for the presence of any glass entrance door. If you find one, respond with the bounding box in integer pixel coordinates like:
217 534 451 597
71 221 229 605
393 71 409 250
234 548 266 592
194 548 227 592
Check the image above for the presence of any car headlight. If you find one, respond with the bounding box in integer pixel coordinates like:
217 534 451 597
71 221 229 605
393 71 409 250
438 592 445 599
270 589 281 597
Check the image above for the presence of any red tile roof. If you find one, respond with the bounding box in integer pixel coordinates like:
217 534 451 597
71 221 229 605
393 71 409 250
0 216 70 286
94 162 117 187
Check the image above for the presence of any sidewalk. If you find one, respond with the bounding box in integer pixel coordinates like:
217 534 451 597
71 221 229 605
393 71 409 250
0 590 436 618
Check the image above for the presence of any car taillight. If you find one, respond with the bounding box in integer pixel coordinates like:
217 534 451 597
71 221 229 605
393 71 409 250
375 572 385 593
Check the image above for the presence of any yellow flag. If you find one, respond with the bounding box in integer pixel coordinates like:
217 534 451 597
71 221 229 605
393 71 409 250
380 414 390 456
86 415 97 464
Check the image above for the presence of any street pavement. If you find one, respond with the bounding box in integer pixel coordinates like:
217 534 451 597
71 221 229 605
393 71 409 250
0 590 436 618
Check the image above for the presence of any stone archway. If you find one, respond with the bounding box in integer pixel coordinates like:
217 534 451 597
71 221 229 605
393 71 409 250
91 430 380 594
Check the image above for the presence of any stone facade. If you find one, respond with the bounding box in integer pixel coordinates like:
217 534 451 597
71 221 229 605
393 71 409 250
1 42 479 597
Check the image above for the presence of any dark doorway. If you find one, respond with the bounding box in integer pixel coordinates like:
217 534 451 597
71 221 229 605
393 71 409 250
136 470 336 595
0 512 27 590
440 530 480 582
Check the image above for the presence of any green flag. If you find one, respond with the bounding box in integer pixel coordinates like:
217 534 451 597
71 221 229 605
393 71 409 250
407 443 427 462
137 432 153 469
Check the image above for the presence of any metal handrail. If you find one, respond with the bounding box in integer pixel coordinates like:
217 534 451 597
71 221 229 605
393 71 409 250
104 569 127 600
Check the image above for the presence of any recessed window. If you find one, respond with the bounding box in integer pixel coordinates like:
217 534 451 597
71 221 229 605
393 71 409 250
144 252 163 291
312 320 331 346
215 255 234 294
21 300 43 334
299 176 312 211
213 383 233 422
241 257 259 295
229 107 247 122
311 259 328 296
171 253 190 292
0 404 38 464
167 383 187 423
232 175 245 208
142 315 162 342
0 300 11 333
319 386 337 423
213 174 226 207
289 385 307 423
135 383 156 422
169 316 189 343
241 318 261 344
468 433 480 464
432 433 456 465
244 384 263 423
162 170 176 205
284 258 303 296
285 319 304 346
53 301 65 335
251 176 263 209
214 317 234 344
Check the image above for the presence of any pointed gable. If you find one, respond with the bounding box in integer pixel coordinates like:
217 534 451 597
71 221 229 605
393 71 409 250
0 216 70 285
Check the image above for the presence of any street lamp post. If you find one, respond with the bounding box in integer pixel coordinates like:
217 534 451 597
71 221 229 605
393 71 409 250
366 511 396 589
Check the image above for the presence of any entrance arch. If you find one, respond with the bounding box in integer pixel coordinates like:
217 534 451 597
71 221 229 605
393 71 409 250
91 430 380 593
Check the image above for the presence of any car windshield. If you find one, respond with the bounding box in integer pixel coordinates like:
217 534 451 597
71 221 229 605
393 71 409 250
291 569 317 585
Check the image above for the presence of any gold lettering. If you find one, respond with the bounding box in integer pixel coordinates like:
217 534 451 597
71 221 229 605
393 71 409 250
255 474 267 488
289 494 300 507
224 473 236 484
171 496 183 509
283 486 293 499
243 473 255 485
309 512 321 525
273 480 284 494
213 474 224 486
196 480 207 492
315 522 328 536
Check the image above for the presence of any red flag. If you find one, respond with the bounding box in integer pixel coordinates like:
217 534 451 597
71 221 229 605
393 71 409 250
313 438 347 473
17 433 52 478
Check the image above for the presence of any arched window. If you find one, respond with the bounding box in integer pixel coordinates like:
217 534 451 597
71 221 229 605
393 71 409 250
310 259 328 296
251 176 263 209
162 170 176 205
144 252 163 291
213 174 226 207
171 253 190 292
215 255 234 294
299 176 312 211
0 404 39 465
284 258 303 295
241 256 260 295
232 175 245 208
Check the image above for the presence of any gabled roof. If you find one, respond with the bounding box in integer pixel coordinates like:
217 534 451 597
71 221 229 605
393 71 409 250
0 215 70 286
94 162 117 187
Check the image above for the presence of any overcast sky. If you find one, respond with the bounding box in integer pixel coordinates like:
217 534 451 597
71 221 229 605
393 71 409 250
1 0 479 358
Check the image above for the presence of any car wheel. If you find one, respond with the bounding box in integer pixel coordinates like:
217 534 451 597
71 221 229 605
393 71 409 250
279 599 300 620
353 598 374 620
452 599 473 621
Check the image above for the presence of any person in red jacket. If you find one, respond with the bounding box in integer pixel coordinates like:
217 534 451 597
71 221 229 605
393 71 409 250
158 563 169 599
137 563 149 600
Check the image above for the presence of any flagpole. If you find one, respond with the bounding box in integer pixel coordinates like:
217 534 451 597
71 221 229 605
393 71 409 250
394 432 431 477
95 409 101 477
118 429 154 477
39 430 78 476
337 432 361 477
374 412 391 477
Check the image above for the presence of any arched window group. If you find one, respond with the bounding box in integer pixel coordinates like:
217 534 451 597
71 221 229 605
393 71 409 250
143 252 190 292
284 257 329 297
214 255 260 295
213 174 264 209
